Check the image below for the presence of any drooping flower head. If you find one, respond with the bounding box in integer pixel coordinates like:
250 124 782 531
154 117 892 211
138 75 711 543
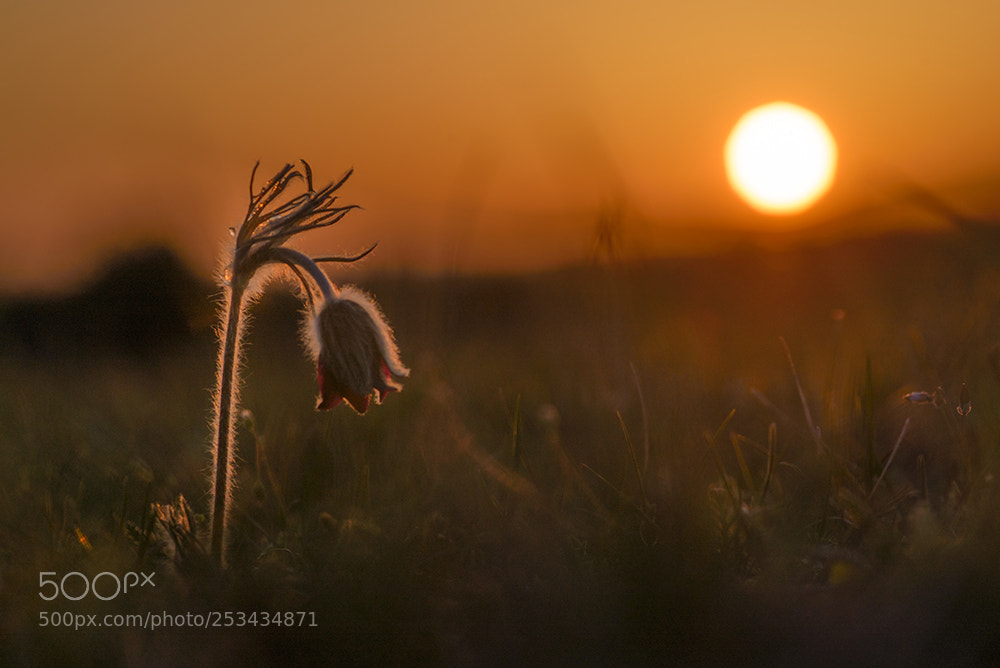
310 286 410 413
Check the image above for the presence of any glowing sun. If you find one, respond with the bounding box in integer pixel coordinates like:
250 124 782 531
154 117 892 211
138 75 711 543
725 102 838 215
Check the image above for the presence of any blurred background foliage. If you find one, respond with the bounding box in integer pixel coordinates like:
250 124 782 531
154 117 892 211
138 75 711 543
3 226 1000 664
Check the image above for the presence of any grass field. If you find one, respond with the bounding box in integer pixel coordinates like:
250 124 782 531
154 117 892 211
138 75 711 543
3 227 1000 665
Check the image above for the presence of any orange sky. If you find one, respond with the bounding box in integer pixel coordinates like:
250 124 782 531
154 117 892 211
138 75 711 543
2 0 1000 292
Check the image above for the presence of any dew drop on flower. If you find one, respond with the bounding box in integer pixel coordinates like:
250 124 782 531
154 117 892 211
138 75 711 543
229 226 236 237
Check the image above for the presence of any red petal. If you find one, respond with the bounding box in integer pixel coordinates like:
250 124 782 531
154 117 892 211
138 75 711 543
375 381 398 403
374 361 399 402
316 364 343 411
317 394 343 411
345 391 371 414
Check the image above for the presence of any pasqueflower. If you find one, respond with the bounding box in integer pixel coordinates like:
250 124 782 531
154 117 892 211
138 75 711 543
312 286 409 413
206 160 407 568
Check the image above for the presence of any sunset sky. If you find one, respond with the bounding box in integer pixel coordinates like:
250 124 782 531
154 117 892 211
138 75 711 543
2 0 1000 292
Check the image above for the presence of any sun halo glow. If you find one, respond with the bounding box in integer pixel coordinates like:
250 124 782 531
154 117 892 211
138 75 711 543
725 102 838 216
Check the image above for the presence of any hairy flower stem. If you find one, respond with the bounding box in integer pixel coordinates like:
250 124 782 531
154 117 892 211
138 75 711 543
210 278 246 569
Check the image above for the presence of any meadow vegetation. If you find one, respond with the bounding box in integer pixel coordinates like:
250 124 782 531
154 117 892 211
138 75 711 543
2 227 1000 664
